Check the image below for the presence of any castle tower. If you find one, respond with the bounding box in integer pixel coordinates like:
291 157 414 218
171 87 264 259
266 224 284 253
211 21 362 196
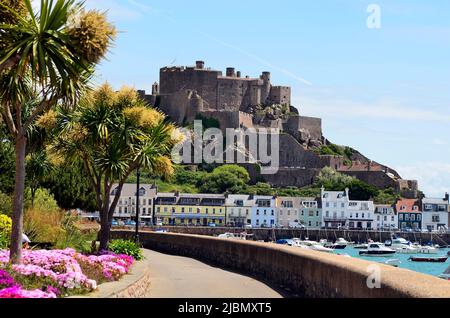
151 82 159 95
190 90 203 113
196 60 205 69
261 71 271 104
226 67 236 77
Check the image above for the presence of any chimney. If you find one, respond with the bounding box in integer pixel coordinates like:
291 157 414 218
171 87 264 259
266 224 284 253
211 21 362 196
236 71 241 78
195 60 205 69
445 192 449 202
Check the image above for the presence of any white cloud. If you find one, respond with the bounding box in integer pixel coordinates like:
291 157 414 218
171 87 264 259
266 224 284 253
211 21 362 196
295 95 450 123
432 138 447 146
396 162 450 198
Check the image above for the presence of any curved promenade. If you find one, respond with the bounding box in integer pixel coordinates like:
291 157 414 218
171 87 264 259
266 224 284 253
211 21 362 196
111 230 450 298
144 249 283 298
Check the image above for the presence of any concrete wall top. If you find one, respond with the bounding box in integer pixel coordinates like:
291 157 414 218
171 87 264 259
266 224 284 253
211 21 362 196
112 230 450 298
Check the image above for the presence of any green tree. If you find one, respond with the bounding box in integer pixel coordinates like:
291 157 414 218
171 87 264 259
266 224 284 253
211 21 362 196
0 139 14 194
213 165 250 183
0 0 115 263
47 84 180 250
0 191 12 216
26 150 53 207
42 160 97 211
197 165 250 194
315 167 354 190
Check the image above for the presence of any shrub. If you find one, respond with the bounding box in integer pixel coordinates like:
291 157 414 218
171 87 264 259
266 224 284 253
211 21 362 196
0 214 12 236
108 239 143 261
0 192 12 216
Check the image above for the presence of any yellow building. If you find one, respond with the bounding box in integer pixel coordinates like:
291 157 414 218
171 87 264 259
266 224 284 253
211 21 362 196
154 193 226 226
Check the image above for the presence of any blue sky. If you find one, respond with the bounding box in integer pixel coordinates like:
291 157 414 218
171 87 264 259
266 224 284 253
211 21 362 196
84 0 450 197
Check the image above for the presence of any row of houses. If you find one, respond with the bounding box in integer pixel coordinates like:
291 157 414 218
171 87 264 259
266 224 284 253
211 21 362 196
108 184 450 232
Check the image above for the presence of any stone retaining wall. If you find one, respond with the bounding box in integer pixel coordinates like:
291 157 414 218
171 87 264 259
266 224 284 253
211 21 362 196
111 230 450 298
129 226 450 245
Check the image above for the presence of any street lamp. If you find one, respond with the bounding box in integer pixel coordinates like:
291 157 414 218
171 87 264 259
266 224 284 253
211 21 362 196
135 167 140 243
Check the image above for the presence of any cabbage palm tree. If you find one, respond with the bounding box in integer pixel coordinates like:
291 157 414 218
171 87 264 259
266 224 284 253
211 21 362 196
0 0 115 263
45 84 181 250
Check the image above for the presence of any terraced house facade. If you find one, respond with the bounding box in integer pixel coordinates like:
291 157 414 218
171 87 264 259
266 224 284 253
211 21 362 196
110 184 157 222
395 198 422 230
154 193 226 226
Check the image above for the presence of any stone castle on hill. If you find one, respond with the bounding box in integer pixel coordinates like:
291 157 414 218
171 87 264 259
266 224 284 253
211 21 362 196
138 60 418 197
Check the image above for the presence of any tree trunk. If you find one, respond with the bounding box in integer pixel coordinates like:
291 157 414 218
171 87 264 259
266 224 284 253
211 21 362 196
99 206 111 251
10 134 27 264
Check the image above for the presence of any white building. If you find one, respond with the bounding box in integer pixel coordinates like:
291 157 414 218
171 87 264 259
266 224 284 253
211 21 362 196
225 194 255 227
110 183 157 222
321 187 375 229
374 204 398 230
251 196 276 228
422 194 449 232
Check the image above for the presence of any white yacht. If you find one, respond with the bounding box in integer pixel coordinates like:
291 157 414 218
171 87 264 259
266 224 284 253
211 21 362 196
309 244 335 253
359 243 396 256
218 232 237 239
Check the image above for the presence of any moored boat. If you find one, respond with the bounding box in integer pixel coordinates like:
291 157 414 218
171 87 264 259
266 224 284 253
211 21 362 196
408 256 448 263
439 265 450 280
379 259 401 267
359 243 396 256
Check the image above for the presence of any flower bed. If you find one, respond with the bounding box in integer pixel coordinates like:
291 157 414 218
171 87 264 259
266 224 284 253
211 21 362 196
0 248 134 298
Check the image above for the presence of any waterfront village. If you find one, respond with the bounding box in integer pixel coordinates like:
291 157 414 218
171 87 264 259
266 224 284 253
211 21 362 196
85 184 450 234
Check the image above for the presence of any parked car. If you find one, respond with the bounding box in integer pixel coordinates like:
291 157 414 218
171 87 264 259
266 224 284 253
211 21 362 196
125 220 136 227
289 221 305 229
208 222 216 227
244 224 252 229
111 220 119 227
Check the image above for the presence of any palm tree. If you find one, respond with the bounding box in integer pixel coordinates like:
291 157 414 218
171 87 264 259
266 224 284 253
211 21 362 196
0 0 115 263
45 84 181 250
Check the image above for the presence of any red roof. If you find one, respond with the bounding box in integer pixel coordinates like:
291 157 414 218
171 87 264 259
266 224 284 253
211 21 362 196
395 198 421 213
338 162 384 172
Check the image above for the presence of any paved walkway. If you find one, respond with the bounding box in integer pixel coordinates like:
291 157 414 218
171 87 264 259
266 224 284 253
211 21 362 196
144 249 283 298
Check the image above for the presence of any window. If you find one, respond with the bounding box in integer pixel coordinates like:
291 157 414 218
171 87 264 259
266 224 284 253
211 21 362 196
157 207 160 213
309 211 314 217
417 214 421 221
411 214 415 221
256 209 259 215
399 214 403 221
181 207 185 213
316 211 319 217
197 208 200 213
205 208 208 214
432 215 440 222
143 208 146 214
280 211 283 216
124 207 128 213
